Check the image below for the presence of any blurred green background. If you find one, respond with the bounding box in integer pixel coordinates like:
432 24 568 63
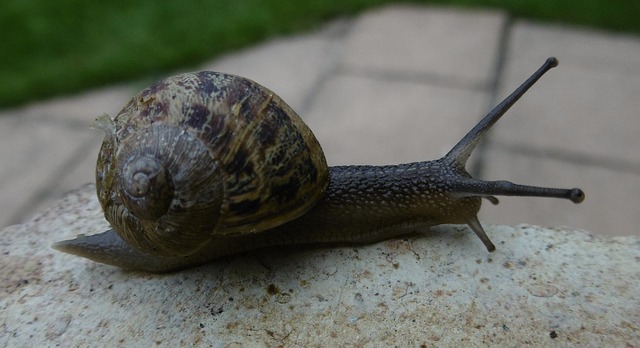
1 0 638 108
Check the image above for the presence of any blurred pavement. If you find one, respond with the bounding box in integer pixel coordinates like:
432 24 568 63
1 4 639 237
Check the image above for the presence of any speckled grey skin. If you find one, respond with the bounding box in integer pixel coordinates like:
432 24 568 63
54 58 584 272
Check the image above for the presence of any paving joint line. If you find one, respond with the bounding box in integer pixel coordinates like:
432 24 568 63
488 141 640 175
335 66 489 92
298 18 356 117
471 14 514 177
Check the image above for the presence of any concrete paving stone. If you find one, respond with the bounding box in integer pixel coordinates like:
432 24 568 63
26 136 104 221
478 146 640 237
340 5 506 88
304 74 488 166
0 84 132 228
479 21 640 238
505 21 640 75
55 137 102 191
8 84 135 125
200 19 350 113
0 117 97 228
491 22 640 165
0 84 133 229
495 64 640 166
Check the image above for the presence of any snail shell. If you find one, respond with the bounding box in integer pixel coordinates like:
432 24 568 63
94 72 328 256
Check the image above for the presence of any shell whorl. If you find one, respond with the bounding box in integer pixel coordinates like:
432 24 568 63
119 154 174 220
95 71 329 256
100 124 223 256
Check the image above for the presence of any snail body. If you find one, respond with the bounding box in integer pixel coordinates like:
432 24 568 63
54 58 585 273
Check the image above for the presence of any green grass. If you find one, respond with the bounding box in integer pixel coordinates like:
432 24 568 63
1 0 638 108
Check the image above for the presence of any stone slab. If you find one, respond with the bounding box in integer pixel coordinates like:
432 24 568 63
3 85 135 125
304 74 487 166
0 117 99 228
479 146 640 237
200 19 349 114
493 21 640 166
505 21 640 75
1 186 638 347
479 20 640 238
341 5 506 88
0 84 132 230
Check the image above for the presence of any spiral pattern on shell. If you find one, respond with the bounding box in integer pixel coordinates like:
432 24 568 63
95 72 329 257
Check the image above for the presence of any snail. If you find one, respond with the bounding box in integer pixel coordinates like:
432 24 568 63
53 57 585 273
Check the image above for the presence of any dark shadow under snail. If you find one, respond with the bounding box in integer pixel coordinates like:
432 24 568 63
53 57 585 273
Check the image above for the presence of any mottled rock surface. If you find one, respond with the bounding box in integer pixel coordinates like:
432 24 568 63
1 185 638 347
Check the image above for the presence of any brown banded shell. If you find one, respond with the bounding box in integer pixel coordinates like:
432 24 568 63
95 72 329 257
